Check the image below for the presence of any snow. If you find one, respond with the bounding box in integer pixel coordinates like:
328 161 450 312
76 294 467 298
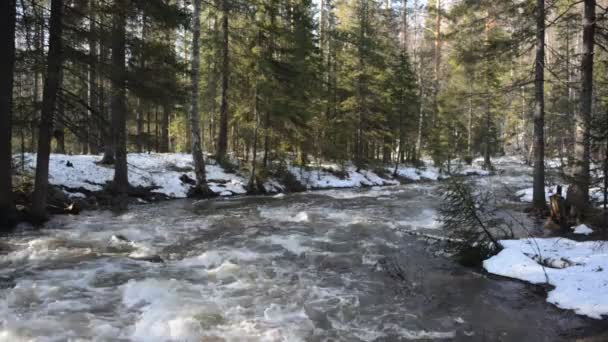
516 185 606 207
289 165 399 190
573 224 594 236
515 185 564 203
484 238 608 319
21 153 489 200
391 166 440 181
22 153 250 198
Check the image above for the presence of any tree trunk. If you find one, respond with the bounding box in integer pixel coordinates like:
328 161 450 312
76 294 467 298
249 76 261 192
54 90 65 154
100 35 115 164
88 0 99 155
110 0 129 203
532 0 546 210
217 0 229 163
161 104 170 153
483 98 492 170
0 0 17 226
32 0 64 221
432 0 441 130
570 0 595 219
189 0 210 195
136 12 147 153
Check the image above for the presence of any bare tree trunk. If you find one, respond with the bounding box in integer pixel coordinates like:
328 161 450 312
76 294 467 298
189 0 211 195
147 110 151 152
0 0 17 227
217 0 230 163
467 80 473 158
136 12 147 153
54 79 65 154
161 104 170 152
100 34 115 164
249 57 261 192
483 99 492 170
88 0 99 155
532 0 546 210
32 0 64 220
569 0 595 219
432 0 441 130
110 0 129 203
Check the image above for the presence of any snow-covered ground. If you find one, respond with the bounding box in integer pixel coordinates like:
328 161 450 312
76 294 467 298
21 153 490 199
484 238 608 319
515 185 605 205
21 153 250 198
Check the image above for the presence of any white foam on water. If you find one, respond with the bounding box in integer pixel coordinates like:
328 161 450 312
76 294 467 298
397 209 441 230
266 235 310 255
385 324 457 340
258 206 310 223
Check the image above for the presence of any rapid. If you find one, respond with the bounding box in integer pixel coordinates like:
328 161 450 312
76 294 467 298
0 159 605 341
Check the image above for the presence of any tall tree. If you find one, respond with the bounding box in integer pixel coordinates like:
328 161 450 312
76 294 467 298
110 0 129 203
569 0 595 219
189 0 211 195
31 0 64 220
532 0 546 210
0 0 17 226
217 0 230 163
88 0 99 155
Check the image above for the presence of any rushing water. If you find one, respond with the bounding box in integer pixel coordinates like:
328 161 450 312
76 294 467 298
0 162 605 341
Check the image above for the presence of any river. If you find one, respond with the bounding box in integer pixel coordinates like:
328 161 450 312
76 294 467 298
0 160 606 341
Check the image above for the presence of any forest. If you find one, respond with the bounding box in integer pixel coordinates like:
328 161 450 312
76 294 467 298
1 0 607 222
1 0 608 340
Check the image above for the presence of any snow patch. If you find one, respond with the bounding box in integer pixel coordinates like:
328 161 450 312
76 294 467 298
484 238 608 319
573 224 594 236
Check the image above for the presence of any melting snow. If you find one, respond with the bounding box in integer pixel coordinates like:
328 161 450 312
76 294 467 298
484 238 608 319
573 224 594 236
20 153 478 199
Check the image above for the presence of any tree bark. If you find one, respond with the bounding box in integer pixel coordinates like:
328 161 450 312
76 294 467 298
54 87 66 154
217 0 230 163
161 104 170 152
110 0 129 202
570 0 595 219
88 0 99 155
136 12 147 153
100 34 115 164
0 0 17 226
532 0 546 210
189 0 210 194
32 0 64 220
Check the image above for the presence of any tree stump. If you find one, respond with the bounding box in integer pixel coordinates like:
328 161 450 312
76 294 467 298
547 185 569 231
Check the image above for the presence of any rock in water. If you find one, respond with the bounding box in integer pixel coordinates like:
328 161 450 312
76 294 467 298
130 255 165 264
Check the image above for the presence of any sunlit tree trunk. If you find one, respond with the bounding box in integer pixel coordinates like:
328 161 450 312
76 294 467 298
189 0 211 195
569 0 595 219
217 0 230 163
532 0 546 210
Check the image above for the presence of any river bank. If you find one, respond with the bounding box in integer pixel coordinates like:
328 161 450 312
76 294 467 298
7 153 489 222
